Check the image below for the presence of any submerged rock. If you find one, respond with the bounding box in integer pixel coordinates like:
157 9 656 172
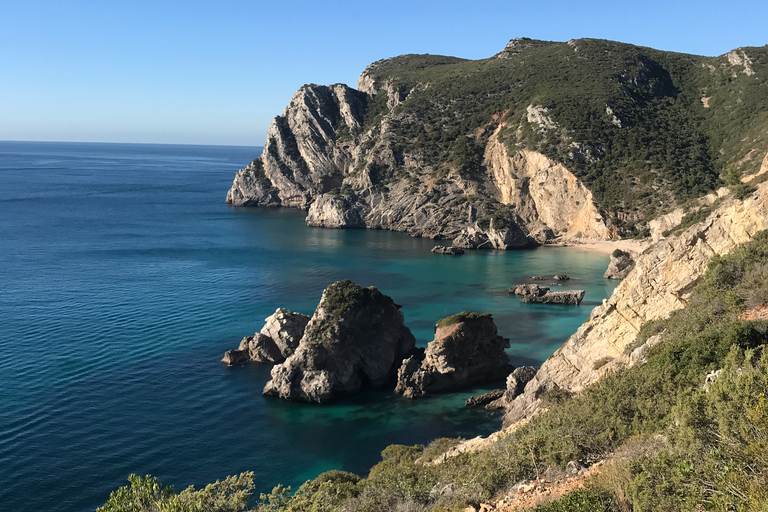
263 280 415 403
395 312 512 398
431 245 465 255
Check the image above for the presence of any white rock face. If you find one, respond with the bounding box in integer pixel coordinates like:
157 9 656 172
306 194 365 228
504 181 768 426
484 127 613 240
727 49 755 76
526 105 558 131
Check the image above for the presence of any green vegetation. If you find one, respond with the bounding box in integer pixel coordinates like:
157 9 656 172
98 473 255 512
435 311 491 329
352 40 768 234
100 232 768 510
611 249 629 258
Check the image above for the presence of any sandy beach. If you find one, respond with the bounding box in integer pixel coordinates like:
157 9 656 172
545 237 652 256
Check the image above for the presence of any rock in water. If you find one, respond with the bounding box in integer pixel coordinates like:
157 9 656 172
604 250 635 279
465 389 505 407
263 280 416 402
223 308 311 365
509 284 550 296
520 290 585 305
395 312 512 398
431 245 465 255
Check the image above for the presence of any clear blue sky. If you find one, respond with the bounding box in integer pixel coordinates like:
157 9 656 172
1 0 766 146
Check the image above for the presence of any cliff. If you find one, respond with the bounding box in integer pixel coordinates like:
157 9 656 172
228 39 768 244
504 179 768 425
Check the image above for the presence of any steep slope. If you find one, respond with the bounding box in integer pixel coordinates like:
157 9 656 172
228 38 768 244
504 179 768 425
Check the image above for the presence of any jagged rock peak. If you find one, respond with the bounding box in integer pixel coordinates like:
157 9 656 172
263 280 416 403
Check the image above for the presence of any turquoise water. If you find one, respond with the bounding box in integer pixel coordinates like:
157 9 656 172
0 141 618 511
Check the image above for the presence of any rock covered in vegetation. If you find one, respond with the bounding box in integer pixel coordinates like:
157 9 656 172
431 245 464 255
395 312 512 398
604 249 635 279
263 280 415 403
520 289 585 305
222 308 310 365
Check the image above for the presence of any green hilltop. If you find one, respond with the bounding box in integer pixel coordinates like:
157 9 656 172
354 38 768 233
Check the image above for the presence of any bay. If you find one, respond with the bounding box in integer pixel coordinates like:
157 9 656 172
0 141 618 511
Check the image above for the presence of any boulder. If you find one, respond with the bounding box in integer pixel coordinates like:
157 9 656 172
504 366 538 402
431 245 465 255
553 274 570 280
395 312 512 398
509 284 549 296
465 389 505 407
604 250 635 280
520 290 585 305
223 308 311 365
260 308 311 359
222 349 250 366
263 280 416 403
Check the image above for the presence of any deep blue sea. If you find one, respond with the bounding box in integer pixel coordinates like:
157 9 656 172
0 141 618 511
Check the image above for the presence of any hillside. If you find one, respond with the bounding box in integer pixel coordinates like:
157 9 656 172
227 38 768 243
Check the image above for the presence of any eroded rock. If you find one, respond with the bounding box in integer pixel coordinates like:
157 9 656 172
223 308 311 365
263 280 415 403
520 290 585 305
604 250 635 280
395 312 512 398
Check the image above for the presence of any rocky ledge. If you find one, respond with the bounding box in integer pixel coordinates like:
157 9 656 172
520 290 585 305
222 308 310 365
431 245 465 255
395 312 512 398
509 284 585 305
263 280 415 403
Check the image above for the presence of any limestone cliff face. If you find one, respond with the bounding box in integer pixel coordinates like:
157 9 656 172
227 82 612 248
504 181 768 426
483 129 612 239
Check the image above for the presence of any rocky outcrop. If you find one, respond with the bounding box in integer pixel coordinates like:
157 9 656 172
510 284 585 305
223 308 311 365
395 312 512 398
505 366 538 402
509 284 550 296
431 245 464 255
465 389 505 407
306 194 366 228
263 280 415 403
520 290 585 305
603 250 635 280
482 132 613 241
504 183 768 426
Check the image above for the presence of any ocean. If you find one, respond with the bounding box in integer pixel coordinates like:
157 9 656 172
0 141 618 511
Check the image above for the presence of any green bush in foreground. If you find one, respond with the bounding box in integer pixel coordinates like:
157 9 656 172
98 472 255 512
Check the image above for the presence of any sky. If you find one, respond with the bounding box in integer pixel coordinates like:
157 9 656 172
1 0 766 147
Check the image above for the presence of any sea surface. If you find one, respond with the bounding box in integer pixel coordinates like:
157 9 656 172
0 141 618 511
